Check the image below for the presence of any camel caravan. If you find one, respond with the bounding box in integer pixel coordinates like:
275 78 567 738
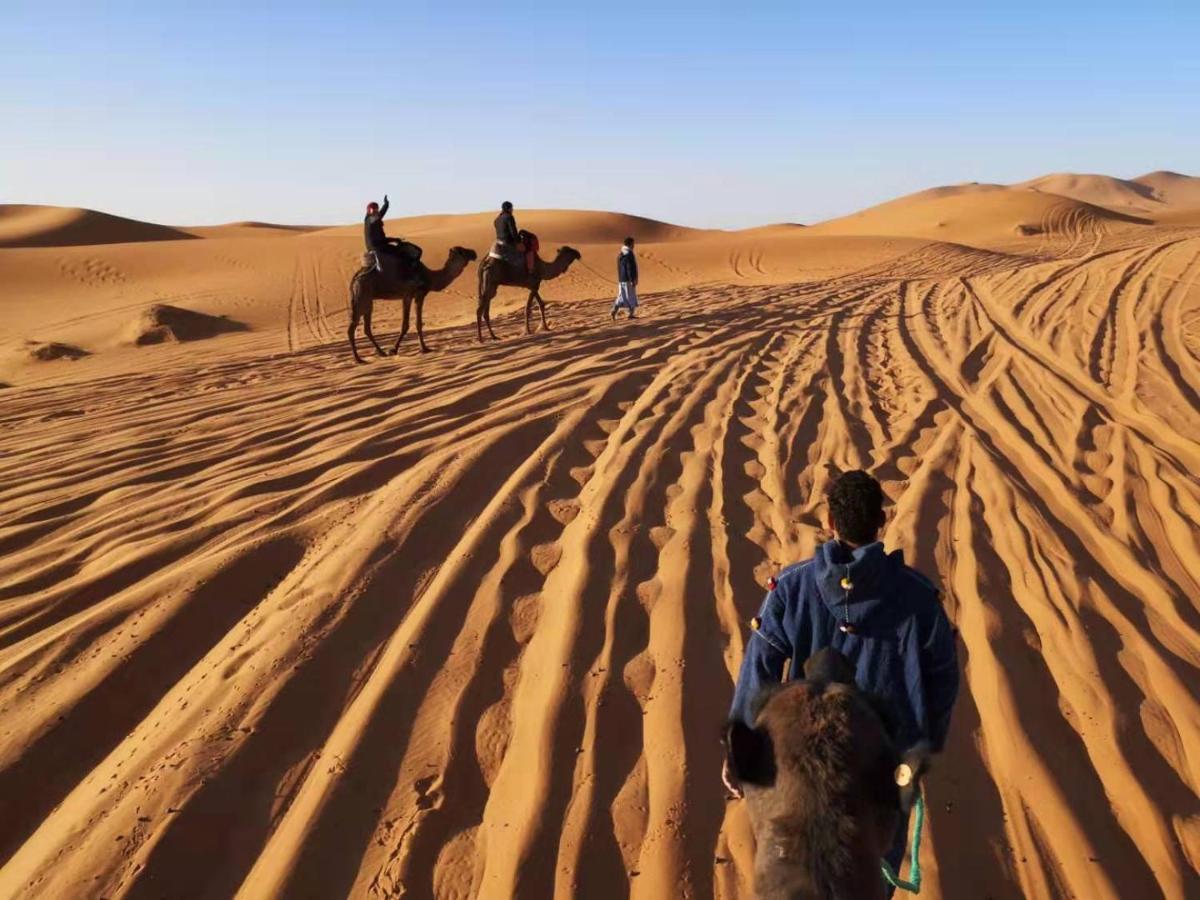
347 197 580 363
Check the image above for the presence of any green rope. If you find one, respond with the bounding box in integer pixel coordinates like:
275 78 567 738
880 792 925 893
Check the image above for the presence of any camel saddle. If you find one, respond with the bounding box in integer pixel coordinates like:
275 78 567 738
487 230 538 273
487 241 525 267
363 241 423 279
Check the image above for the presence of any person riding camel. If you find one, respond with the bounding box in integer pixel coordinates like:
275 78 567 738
725 469 960 897
364 195 419 276
493 201 535 274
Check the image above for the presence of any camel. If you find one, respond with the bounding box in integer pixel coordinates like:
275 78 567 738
724 649 929 900
475 246 582 341
347 246 478 363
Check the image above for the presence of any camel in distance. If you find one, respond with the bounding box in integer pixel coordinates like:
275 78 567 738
347 246 478 362
475 245 582 341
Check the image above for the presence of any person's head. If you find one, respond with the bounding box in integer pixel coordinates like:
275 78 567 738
826 470 885 547
502 201 513 213
366 201 379 215
623 236 635 248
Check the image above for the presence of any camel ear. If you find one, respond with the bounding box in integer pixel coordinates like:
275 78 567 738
803 647 855 684
895 742 931 813
725 721 776 787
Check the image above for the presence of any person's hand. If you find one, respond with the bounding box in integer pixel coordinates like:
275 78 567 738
384 193 389 203
722 758 743 799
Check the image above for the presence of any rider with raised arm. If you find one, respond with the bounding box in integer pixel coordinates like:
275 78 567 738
364 194 419 275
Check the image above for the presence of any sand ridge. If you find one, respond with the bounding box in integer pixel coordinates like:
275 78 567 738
1 176 1199 899
0 206 195 249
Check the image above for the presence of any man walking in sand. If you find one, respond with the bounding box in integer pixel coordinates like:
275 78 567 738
611 237 639 320
724 469 960 892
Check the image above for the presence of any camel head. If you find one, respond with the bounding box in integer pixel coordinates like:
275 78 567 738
724 648 930 900
442 246 478 277
532 246 581 281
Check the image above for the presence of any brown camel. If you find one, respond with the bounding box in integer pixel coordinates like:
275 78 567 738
725 648 929 900
475 246 582 341
347 246 478 363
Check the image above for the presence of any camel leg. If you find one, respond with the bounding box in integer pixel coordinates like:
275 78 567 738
536 290 550 331
363 308 387 357
484 299 499 340
392 296 412 355
348 291 369 363
416 294 431 352
476 270 501 342
348 308 367 364
476 276 488 343
525 291 534 334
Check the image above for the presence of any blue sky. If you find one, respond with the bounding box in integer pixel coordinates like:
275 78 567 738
2 1 1196 228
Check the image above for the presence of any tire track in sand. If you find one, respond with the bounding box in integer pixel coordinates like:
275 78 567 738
3 226 1200 900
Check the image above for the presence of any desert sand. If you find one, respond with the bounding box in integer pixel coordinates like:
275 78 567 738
1 172 1199 899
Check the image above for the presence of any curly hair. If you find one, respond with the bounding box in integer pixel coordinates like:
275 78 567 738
827 470 885 545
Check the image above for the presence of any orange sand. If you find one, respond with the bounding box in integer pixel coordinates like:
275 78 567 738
1 174 1199 899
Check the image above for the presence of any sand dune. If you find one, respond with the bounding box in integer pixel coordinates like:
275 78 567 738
1 181 1199 899
807 187 1153 251
1017 172 1166 215
0 205 195 249
809 172 1200 250
315 209 711 246
1134 171 1200 210
181 222 325 239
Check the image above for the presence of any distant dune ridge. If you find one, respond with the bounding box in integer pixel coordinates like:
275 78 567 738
311 209 711 245
180 222 325 239
1135 170 1200 206
1018 172 1165 213
1 171 1200 900
0 205 195 248
805 176 1179 246
2 171 1197 252
1015 170 1200 215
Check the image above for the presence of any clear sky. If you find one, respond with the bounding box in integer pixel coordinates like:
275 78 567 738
3 1 1197 229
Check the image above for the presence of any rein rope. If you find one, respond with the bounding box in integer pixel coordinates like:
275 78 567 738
575 259 619 285
880 792 925 893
